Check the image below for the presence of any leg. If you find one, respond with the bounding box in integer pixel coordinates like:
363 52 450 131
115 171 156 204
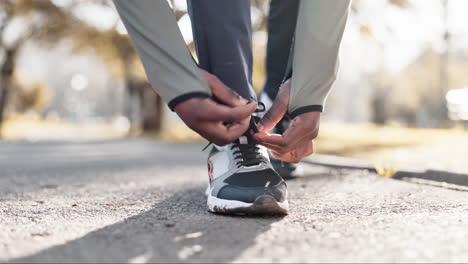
187 0 255 101
260 0 303 179
262 0 300 101
188 0 288 215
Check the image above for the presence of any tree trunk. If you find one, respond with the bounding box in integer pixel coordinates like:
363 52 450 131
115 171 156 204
371 87 388 125
126 79 162 132
0 49 15 137
141 83 162 131
125 79 143 132
437 0 450 127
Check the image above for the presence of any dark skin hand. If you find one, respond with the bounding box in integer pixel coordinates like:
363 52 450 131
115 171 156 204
252 79 321 163
174 69 257 146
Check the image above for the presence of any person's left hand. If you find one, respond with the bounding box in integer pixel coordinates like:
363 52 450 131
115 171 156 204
252 79 321 163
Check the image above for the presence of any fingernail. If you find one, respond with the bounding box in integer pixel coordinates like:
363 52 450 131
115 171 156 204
257 124 264 131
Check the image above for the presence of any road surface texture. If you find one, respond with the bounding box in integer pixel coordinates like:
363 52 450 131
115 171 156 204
1 139 468 263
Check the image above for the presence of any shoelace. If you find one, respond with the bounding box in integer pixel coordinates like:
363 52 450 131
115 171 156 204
202 102 265 151
231 143 266 168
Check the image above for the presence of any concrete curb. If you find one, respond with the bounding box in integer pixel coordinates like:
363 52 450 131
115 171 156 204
304 154 468 188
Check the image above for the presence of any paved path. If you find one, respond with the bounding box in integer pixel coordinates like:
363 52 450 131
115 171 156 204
1 139 468 262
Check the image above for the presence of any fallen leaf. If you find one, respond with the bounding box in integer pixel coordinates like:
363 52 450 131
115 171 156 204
174 232 204 241
31 232 51 237
104 203 137 207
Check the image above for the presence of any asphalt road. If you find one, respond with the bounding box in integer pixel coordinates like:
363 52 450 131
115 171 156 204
1 139 468 263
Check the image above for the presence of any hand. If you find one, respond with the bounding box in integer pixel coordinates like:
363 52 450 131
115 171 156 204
252 79 320 163
174 70 257 146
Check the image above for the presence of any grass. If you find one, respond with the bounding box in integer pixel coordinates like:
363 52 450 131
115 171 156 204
316 122 468 175
1 114 129 141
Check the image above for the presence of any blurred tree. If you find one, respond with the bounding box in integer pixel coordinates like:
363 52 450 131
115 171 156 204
353 0 456 127
0 0 163 136
351 0 411 125
0 0 77 134
72 25 162 131
10 77 49 113
0 1 16 137
437 0 450 126
0 0 86 136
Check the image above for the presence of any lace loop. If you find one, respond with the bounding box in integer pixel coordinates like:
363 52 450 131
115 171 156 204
231 144 266 168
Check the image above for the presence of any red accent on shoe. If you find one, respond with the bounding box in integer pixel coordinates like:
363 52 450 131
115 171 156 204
208 160 214 181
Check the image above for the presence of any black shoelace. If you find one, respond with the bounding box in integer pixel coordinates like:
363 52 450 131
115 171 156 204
231 143 266 168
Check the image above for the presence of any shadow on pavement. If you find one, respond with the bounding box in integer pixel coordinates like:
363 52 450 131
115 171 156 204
393 170 468 189
11 186 283 263
304 156 468 189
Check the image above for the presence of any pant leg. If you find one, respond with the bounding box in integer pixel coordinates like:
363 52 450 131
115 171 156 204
262 0 300 101
289 0 350 117
113 0 211 111
187 0 255 101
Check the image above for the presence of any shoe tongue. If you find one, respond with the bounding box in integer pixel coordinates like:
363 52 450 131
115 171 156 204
235 135 252 145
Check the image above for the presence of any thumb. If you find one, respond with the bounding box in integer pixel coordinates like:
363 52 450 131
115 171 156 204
257 79 291 132
201 69 248 107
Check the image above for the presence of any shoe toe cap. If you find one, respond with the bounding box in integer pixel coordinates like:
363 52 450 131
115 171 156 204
217 181 287 204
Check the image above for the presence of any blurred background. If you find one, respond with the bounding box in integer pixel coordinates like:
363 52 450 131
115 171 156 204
0 0 467 173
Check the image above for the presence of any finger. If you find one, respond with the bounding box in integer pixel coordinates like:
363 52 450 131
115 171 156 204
272 149 302 163
201 101 257 123
254 133 287 148
211 81 249 107
271 151 298 163
260 136 304 155
303 141 314 157
195 122 238 146
201 69 248 107
273 142 314 163
252 131 270 144
257 79 291 132
222 122 252 142
257 116 313 147
254 132 294 151
257 130 310 156
256 133 302 154
254 133 296 153
279 118 312 146
258 142 285 154
258 134 311 155
198 121 250 146
293 142 314 159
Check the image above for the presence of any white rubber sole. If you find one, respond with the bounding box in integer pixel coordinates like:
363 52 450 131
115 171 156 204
207 193 289 215
290 166 304 177
275 165 304 180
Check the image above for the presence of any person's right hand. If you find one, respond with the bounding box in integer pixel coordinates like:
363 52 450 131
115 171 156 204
174 70 257 146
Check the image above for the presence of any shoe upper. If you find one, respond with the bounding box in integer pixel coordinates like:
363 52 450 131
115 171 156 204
207 134 287 204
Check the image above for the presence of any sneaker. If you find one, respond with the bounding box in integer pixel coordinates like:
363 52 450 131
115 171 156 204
206 134 289 215
270 156 304 180
259 93 304 180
